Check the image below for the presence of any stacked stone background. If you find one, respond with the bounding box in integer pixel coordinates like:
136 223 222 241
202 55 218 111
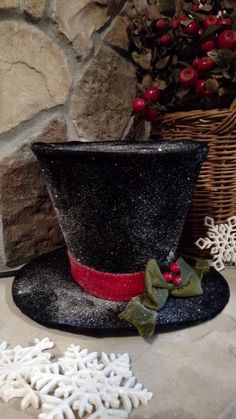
0 0 141 267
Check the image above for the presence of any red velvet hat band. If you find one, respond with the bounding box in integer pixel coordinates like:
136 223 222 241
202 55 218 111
68 252 145 302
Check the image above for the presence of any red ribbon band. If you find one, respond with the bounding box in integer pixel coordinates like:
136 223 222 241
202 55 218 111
68 252 145 301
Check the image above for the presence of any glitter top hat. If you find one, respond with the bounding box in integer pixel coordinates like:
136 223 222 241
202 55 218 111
12 140 230 336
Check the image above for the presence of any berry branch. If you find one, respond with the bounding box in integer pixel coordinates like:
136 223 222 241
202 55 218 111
129 0 236 126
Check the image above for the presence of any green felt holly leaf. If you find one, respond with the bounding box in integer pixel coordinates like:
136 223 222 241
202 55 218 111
143 288 169 310
118 257 206 340
171 258 203 298
145 259 170 305
118 296 156 341
159 0 176 17
145 259 169 288
194 259 210 280
170 275 203 297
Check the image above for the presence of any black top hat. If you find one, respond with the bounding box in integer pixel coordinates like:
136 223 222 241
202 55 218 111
12 141 230 336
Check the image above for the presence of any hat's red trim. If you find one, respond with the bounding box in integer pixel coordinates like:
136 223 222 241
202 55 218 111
68 252 145 301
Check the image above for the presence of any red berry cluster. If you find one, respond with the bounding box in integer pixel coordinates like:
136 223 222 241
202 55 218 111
130 2 236 118
132 86 160 121
163 262 182 287
179 16 236 95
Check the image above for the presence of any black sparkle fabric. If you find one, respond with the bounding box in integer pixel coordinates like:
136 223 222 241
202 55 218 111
13 140 229 336
31 140 208 273
12 247 230 336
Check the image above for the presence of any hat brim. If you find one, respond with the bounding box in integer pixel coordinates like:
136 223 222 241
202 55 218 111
12 246 230 337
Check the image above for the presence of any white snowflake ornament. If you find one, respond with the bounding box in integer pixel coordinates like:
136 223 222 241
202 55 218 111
0 339 153 419
195 216 236 271
0 337 53 407
37 344 151 419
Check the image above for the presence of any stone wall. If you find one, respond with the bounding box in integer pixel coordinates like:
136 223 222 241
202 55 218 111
0 0 140 267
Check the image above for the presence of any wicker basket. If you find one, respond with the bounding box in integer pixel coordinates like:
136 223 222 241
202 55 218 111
152 100 236 257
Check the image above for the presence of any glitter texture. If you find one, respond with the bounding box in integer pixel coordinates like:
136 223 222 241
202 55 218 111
31 140 208 273
12 140 229 336
12 141 229 336
12 247 229 336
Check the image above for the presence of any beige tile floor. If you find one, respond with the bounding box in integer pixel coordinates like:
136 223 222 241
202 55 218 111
0 269 235 419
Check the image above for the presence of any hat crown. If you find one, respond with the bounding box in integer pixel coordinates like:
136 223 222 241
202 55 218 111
32 140 208 273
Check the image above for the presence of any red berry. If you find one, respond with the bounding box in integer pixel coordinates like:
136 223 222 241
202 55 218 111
220 18 232 26
203 15 219 28
193 57 200 68
178 16 188 24
195 79 211 96
171 18 180 29
163 272 173 283
197 56 215 71
143 86 160 102
195 79 205 95
141 108 158 121
169 262 181 273
172 276 182 287
179 67 198 88
218 29 236 50
183 20 199 36
156 18 169 32
200 39 216 52
191 4 199 11
160 33 172 45
132 97 146 113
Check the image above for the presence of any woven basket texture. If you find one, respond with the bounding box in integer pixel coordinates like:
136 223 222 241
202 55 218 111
152 100 236 257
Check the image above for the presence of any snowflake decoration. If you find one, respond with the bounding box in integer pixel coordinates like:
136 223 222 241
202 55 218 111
195 216 236 271
0 337 53 408
0 338 152 419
